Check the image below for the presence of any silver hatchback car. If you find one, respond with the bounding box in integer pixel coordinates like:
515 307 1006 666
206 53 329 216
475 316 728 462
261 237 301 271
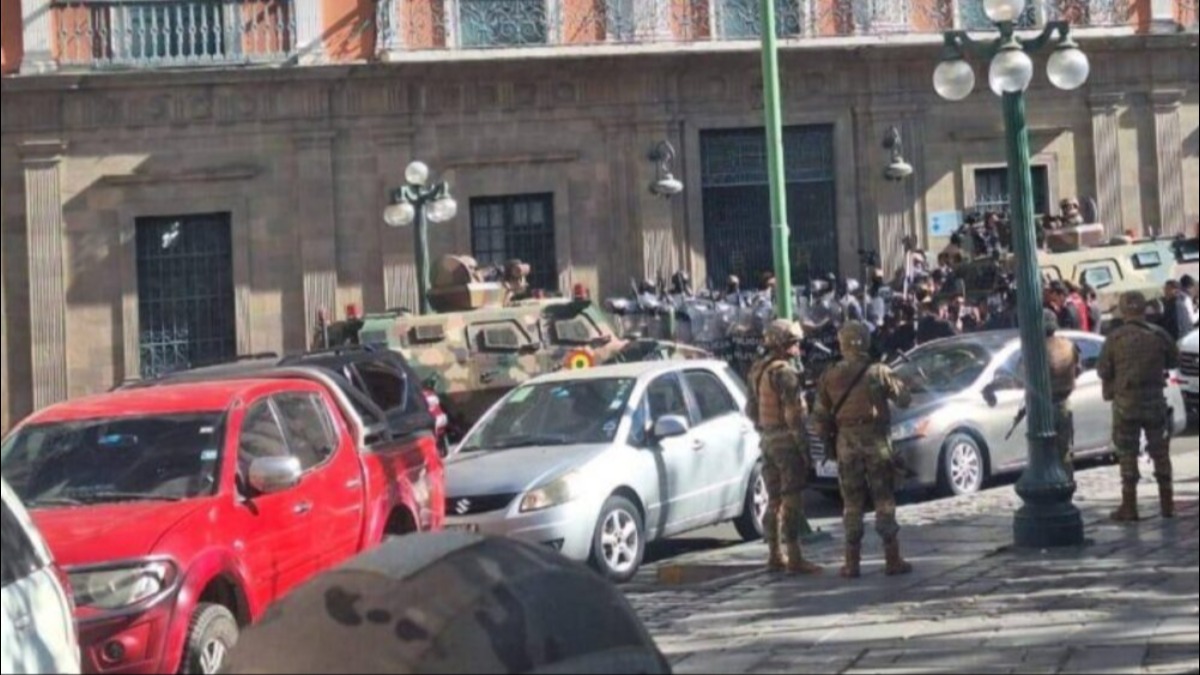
809 331 1190 498
444 361 767 583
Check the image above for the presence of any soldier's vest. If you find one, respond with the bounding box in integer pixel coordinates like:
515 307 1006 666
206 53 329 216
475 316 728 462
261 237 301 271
1047 336 1078 402
754 361 790 430
1107 322 1174 398
825 357 887 429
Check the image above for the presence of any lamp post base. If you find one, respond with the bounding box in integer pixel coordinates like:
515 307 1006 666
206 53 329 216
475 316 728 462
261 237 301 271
1013 481 1085 550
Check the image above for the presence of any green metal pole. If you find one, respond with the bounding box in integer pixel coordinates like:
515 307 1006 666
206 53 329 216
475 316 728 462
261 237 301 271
760 0 828 545
1003 91 1084 549
415 198 433 316
759 0 794 321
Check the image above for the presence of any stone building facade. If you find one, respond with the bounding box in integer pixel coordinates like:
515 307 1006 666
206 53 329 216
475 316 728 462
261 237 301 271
1 0 1198 432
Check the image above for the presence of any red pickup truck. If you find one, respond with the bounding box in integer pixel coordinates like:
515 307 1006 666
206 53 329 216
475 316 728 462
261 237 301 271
0 375 444 674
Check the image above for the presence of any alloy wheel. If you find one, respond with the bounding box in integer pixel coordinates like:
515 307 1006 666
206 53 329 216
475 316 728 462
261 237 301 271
600 510 640 576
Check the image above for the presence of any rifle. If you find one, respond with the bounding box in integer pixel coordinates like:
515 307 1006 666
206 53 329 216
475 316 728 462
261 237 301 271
1005 406 1028 441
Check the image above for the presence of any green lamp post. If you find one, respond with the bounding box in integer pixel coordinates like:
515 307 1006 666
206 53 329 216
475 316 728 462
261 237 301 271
933 0 1091 549
759 0 794 321
384 161 459 316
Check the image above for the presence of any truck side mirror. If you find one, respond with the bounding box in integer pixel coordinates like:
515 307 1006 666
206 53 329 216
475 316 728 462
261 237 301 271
248 457 303 495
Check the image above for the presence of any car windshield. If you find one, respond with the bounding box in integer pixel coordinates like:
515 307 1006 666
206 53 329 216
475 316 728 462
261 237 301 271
1 414 225 508
893 343 994 395
461 378 637 452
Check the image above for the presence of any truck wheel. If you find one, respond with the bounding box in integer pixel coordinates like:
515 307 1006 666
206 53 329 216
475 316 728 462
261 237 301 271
589 496 645 584
734 464 767 542
181 604 238 675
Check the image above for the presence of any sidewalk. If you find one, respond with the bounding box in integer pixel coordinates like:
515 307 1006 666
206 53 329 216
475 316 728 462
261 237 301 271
627 448 1200 675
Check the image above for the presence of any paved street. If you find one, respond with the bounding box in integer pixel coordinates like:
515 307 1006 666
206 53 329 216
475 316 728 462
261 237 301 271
630 438 1200 675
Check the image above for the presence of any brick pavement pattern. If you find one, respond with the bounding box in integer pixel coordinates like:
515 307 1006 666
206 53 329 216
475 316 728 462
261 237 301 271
628 449 1200 675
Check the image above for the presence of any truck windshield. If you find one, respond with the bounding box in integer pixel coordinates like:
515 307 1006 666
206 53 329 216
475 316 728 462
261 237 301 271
1 414 225 509
461 379 636 453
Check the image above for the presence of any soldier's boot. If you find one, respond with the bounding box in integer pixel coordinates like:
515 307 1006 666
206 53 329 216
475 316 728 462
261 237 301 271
785 542 823 577
839 545 861 580
1158 480 1175 520
1110 485 1140 523
883 540 913 577
766 540 786 574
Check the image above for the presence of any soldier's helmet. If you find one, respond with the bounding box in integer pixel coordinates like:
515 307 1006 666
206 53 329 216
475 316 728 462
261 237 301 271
838 321 872 354
1119 291 1148 320
1043 308 1060 336
225 534 671 675
764 320 804 350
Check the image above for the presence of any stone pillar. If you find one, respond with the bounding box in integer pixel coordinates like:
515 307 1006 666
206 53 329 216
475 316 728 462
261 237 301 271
1151 90 1186 237
20 141 68 411
294 0 327 64
1088 92 1125 236
294 132 340 343
20 0 57 74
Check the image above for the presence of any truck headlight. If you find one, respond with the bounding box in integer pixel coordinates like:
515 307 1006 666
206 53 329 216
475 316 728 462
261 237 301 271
69 561 177 611
520 472 583 513
890 418 932 444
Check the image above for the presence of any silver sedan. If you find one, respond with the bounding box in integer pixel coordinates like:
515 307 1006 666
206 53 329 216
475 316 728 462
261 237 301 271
444 361 767 583
809 331 1190 498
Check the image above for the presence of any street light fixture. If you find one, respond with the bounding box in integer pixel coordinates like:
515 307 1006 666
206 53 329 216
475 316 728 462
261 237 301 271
384 161 458 315
932 0 1088 550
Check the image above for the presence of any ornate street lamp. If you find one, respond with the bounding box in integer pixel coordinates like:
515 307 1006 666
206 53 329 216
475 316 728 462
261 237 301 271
933 0 1090 549
383 161 459 316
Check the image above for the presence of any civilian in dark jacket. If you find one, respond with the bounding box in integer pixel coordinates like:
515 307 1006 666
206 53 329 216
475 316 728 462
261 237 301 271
1046 281 1082 331
917 301 958 345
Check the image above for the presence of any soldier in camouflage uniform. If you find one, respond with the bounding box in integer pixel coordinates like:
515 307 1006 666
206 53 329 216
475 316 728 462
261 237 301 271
1045 309 1081 480
814 322 913 579
746 320 823 576
1097 291 1180 522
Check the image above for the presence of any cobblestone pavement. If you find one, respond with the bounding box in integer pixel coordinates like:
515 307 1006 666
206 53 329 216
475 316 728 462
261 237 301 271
627 446 1199 675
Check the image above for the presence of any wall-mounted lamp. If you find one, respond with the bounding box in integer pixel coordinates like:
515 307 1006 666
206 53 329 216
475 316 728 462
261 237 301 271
883 126 914 182
649 141 684 197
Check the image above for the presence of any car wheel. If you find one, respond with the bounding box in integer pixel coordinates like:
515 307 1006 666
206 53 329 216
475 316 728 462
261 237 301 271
938 433 988 498
734 463 768 542
180 604 238 675
589 496 645 584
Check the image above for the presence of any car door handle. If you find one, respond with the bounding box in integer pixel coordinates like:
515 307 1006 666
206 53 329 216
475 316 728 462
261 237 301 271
293 502 313 516
345 479 363 491
692 439 706 451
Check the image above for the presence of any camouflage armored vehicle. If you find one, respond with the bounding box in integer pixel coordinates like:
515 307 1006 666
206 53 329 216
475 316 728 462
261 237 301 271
955 231 1183 315
315 256 708 441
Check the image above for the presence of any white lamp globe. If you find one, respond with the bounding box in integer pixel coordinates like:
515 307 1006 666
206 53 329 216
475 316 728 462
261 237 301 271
405 161 430 187
384 202 416 228
983 0 1027 23
989 48 1034 96
427 197 458 224
1047 45 1090 91
934 60 977 101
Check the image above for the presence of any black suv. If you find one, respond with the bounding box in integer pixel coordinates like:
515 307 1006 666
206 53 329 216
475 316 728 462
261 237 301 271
122 346 440 448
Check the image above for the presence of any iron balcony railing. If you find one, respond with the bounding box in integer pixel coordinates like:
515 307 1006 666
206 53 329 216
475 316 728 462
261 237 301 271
376 0 1147 53
54 0 296 69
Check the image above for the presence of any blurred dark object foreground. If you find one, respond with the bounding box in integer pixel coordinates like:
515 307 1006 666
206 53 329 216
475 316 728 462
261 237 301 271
223 534 672 675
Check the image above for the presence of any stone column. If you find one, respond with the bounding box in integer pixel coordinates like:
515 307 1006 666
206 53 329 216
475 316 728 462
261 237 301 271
1088 92 1125 236
20 0 57 74
294 0 328 64
20 141 68 411
1151 90 1186 238
295 132 340 343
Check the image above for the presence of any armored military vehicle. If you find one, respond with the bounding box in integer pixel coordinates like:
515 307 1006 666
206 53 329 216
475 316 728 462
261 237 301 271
955 229 1184 315
314 256 708 442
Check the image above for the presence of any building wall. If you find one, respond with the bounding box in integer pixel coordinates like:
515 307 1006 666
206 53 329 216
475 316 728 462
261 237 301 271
0 36 1197 430
1 0 21 74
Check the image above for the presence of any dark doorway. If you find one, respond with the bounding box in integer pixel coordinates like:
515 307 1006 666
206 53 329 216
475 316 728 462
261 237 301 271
700 126 838 287
136 214 237 378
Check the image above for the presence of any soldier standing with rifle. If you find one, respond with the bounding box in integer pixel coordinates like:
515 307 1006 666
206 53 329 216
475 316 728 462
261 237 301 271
814 322 913 579
1098 292 1181 522
747 321 824 576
